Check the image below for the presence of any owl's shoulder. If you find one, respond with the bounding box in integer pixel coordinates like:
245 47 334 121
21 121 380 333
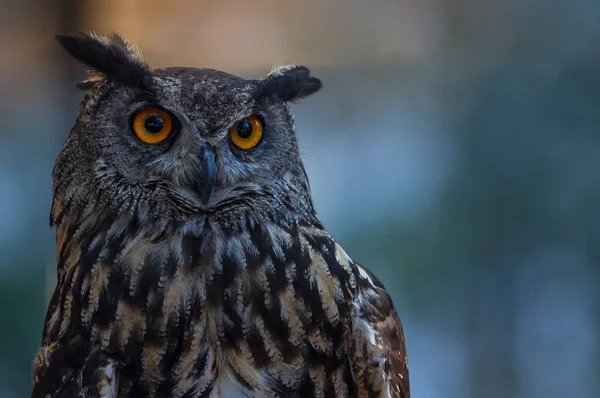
32 337 118 398
347 262 410 398
297 224 409 396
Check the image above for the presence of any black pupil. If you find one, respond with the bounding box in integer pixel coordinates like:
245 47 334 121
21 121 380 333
144 115 163 134
236 120 253 139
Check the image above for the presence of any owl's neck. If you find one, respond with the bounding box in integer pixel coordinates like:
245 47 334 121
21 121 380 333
51 165 321 232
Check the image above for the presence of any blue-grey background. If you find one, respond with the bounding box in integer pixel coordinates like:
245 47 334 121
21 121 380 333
1 0 599 396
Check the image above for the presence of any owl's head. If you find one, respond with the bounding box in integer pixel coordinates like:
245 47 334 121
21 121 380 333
52 33 322 229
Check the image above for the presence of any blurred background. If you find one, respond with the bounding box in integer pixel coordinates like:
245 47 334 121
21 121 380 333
1 0 599 396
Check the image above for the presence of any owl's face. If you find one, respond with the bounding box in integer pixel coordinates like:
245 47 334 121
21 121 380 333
79 68 305 205
53 33 321 226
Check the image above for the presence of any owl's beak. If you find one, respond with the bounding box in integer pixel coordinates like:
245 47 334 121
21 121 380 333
199 147 217 205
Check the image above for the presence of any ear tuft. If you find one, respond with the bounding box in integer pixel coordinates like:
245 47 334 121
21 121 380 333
261 65 322 102
56 32 151 89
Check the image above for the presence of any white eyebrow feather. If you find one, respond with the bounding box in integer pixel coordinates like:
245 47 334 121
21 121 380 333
266 64 298 78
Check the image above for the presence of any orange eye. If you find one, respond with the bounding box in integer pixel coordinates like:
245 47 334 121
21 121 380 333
229 115 263 150
132 108 173 144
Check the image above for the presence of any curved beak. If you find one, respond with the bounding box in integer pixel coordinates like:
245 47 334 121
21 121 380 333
199 147 217 205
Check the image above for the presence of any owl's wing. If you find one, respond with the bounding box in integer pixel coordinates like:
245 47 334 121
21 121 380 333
347 263 410 398
32 338 118 398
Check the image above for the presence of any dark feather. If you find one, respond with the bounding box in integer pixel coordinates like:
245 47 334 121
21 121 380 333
259 65 322 102
56 32 151 90
32 339 118 398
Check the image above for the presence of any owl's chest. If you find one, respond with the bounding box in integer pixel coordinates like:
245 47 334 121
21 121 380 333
84 253 350 396
104 267 348 396
50 223 358 396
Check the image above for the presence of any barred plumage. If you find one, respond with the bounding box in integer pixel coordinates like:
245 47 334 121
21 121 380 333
32 32 409 398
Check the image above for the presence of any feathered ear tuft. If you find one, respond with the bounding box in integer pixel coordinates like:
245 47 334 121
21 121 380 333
56 32 151 90
260 65 322 102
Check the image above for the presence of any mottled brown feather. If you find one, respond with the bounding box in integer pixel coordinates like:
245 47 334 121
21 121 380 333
349 264 410 398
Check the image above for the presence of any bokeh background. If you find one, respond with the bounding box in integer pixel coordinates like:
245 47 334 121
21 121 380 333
1 0 599 397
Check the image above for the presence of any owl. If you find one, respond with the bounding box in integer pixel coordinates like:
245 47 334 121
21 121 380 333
31 32 409 398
